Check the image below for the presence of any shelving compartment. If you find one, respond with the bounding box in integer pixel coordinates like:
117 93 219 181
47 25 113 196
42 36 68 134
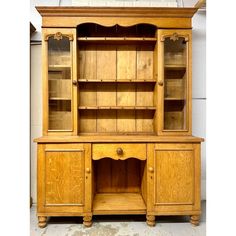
78 82 156 134
92 158 147 214
77 23 157 135
77 23 156 38
47 35 72 131
49 100 72 130
163 36 188 131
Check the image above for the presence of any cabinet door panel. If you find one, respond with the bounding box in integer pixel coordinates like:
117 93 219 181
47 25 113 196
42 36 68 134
45 150 84 205
155 148 194 205
147 143 201 215
157 30 192 136
42 28 77 135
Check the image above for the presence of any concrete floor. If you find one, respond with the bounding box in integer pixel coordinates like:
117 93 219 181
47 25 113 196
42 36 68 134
31 201 206 236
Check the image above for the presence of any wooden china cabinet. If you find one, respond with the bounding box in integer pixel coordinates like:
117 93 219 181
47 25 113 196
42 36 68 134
35 6 203 228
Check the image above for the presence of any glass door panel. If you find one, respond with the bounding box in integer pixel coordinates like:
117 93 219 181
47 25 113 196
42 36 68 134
163 36 188 131
48 35 72 131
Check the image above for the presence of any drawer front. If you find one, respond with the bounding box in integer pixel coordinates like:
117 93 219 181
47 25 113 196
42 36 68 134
92 143 146 160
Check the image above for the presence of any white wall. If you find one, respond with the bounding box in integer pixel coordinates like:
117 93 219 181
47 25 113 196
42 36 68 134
30 1 206 203
192 11 206 199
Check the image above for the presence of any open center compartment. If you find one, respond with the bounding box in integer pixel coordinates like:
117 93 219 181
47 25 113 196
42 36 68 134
77 23 158 136
92 157 147 214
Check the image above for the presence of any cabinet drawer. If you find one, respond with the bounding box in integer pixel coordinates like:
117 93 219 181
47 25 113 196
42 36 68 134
92 143 146 160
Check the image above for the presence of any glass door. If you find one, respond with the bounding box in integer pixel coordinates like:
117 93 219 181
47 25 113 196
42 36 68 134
157 30 192 135
43 29 77 135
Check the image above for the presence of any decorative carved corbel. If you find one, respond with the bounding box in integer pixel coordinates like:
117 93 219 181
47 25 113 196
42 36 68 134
160 33 189 42
45 32 73 41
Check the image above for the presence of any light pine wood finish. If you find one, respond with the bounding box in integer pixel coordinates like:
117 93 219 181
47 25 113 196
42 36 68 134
93 193 146 214
92 143 146 160
38 216 47 228
157 29 192 136
95 158 144 193
36 7 197 28
37 144 92 226
35 135 203 143
42 28 77 136
194 0 206 9
147 143 201 217
35 6 203 228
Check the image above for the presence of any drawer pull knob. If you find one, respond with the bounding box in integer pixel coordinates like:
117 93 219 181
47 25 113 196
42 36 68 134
148 167 154 173
86 168 90 173
116 147 123 155
158 80 164 86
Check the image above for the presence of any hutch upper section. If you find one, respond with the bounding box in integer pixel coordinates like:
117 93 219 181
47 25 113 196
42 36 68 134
37 6 198 137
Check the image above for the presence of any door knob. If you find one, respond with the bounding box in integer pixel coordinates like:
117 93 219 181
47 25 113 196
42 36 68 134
86 168 90 173
148 167 154 173
158 81 164 86
72 80 78 86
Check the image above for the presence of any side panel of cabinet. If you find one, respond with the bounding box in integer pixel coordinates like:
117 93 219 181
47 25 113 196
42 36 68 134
42 28 77 136
147 143 201 215
157 29 192 136
37 143 91 215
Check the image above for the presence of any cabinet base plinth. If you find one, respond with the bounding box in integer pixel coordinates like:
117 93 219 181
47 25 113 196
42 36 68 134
146 215 155 226
38 216 47 228
190 215 200 226
83 216 92 227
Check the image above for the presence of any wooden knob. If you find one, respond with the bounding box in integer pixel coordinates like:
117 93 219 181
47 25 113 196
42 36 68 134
148 167 154 173
116 147 123 155
86 168 90 173
72 80 78 85
158 81 164 86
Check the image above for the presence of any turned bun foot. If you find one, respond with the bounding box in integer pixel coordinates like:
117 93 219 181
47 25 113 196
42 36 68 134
190 215 200 226
38 216 47 228
146 215 155 226
83 215 92 227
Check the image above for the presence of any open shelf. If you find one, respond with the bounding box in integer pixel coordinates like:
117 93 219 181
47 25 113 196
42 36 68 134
79 132 155 136
79 44 155 82
77 23 157 38
78 37 156 44
93 193 146 214
93 157 147 214
48 65 71 69
164 98 184 101
77 23 158 135
165 65 186 70
78 106 156 110
78 79 156 83
49 97 71 101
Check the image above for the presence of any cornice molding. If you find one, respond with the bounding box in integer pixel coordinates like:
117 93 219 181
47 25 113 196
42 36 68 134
36 6 197 18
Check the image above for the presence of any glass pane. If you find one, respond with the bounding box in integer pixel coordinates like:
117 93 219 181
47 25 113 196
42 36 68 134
48 36 72 130
163 36 187 130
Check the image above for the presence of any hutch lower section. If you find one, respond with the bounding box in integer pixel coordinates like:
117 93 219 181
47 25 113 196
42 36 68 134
36 138 201 228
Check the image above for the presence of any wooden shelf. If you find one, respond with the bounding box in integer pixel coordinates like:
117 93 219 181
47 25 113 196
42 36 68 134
79 132 156 136
48 65 71 70
78 37 156 43
164 98 185 101
165 65 186 70
78 106 156 110
93 193 146 214
78 79 156 83
49 97 71 101
49 78 70 81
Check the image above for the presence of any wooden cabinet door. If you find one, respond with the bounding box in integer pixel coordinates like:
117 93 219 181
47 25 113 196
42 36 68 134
37 144 91 214
42 28 77 135
157 30 192 136
147 143 201 215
